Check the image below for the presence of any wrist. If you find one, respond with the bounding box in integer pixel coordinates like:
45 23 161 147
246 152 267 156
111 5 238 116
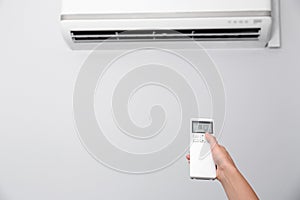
217 162 238 183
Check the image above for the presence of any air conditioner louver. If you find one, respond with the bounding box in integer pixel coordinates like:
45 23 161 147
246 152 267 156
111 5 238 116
70 28 261 43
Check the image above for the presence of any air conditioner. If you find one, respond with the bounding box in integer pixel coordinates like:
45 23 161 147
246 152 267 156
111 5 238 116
60 0 281 50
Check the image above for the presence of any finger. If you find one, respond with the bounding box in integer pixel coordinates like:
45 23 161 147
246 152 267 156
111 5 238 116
205 133 218 149
186 154 190 160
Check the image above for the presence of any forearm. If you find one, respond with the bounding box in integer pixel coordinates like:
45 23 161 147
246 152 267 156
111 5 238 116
218 165 259 200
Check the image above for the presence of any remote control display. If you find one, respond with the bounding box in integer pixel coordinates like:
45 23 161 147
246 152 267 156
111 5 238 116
192 121 213 133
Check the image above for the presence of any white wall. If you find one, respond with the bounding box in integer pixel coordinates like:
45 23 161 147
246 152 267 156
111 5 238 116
0 0 300 199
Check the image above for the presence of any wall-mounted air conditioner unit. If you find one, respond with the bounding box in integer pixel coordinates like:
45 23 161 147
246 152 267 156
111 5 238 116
60 0 281 50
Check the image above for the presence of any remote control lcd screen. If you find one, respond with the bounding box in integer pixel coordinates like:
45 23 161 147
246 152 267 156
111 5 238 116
192 121 213 133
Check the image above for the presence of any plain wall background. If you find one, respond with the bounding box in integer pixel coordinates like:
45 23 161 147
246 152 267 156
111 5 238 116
0 0 300 199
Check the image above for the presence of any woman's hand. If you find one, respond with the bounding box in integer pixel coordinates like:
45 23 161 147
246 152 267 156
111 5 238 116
186 133 259 200
186 133 236 181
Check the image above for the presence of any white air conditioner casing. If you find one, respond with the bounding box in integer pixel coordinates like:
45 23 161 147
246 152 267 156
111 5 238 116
60 0 280 50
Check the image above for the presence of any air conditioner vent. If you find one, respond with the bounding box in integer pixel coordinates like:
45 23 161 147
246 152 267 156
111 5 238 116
70 28 261 43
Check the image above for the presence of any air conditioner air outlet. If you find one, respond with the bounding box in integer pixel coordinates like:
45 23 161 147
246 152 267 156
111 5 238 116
70 28 261 43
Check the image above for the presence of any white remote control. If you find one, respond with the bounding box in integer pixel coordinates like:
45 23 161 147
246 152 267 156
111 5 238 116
190 118 216 180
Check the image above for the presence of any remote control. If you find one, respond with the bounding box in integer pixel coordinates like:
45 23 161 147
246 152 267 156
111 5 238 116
190 118 216 180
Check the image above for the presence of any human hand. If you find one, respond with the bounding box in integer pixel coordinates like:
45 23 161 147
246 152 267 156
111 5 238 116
187 133 259 200
186 133 236 181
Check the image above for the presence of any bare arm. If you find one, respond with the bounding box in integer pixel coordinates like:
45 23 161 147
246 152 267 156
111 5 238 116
187 133 259 200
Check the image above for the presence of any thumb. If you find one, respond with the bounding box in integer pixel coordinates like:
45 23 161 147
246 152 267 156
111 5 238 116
205 133 218 149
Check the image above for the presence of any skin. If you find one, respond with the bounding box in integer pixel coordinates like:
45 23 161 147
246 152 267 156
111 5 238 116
186 133 259 200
